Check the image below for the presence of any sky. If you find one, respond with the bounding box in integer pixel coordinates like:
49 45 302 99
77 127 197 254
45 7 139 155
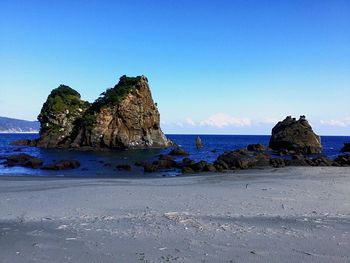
0 0 349 135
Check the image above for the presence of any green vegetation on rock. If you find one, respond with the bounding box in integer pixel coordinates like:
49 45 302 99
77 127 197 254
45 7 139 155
77 75 143 130
79 112 97 131
91 75 142 112
40 85 87 115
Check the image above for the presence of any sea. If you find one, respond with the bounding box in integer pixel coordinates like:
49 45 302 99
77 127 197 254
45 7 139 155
0 133 348 178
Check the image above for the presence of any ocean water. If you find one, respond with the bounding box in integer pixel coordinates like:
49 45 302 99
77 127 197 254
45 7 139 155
0 133 348 178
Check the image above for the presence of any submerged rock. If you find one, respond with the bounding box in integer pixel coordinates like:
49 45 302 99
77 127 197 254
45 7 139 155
24 75 172 150
269 116 322 154
42 160 80 170
116 164 132 171
169 147 189 156
5 154 43 169
11 139 36 147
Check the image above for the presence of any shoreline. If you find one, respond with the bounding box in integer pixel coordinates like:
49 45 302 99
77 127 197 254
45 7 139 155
1 167 349 262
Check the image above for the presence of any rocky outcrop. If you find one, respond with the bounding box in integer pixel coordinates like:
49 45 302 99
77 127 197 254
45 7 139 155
269 116 322 154
25 75 171 150
5 154 43 169
36 85 90 148
169 147 189 156
42 160 81 170
247 144 268 152
334 154 350 166
340 143 350 153
214 149 270 170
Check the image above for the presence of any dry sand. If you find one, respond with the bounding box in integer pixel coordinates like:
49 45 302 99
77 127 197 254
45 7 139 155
0 167 349 262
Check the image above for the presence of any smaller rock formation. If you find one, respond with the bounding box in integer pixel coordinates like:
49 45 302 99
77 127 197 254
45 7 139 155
214 148 270 170
269 116 322 154
340 143 350 153
196 136 203 149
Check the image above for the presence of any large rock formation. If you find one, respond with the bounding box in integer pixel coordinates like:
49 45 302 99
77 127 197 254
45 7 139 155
269 116 322 154
30 75 172 149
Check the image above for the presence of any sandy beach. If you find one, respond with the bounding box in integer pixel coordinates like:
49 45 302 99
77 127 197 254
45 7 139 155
0 167 349 262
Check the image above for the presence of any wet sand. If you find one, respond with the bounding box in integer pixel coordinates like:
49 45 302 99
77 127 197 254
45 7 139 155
0 167 349 262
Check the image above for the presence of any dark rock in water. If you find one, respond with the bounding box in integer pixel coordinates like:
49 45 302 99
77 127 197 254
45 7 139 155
13 148 22 152
158 154 175 162
5 154 43 169
270 158 285 168
25 158 44 169
134 161 146 167
214 159 229 170
22 75 172 150
181 167 195 174
143 163 159 173
216 151 252 170
290 154 334 167
42 160 80 170
215 149 273 170
169 147 189 156
191 160 208 172
11 139 36 147
311 156 333 166
286 154 311 166
247 144 267 152
251 153 271 167
340 143 350 153
182 158 195 166
153 159 176 169
116 164 132 171
211 149 217 153
269 116 322 154
334 154 350 166
203 164 217 172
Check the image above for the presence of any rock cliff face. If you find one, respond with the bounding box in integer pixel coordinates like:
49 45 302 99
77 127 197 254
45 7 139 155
33 75 171 149
269 116 322 154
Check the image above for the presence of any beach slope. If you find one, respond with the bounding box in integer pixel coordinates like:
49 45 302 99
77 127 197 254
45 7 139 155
0 167 349 262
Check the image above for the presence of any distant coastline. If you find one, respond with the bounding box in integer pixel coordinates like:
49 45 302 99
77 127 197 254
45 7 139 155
0 116 39 134
0 131 39 134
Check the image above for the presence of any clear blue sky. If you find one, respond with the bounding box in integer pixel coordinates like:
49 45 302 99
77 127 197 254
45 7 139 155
0 0 349 135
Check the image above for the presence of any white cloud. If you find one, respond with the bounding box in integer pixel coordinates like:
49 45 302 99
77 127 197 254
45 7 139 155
185 117 196 126
320 117 350 127
259 117 280 124
199 113 252 128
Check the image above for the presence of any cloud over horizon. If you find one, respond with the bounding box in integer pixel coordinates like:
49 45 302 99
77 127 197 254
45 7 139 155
162 114 350 135
320 117 350 127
